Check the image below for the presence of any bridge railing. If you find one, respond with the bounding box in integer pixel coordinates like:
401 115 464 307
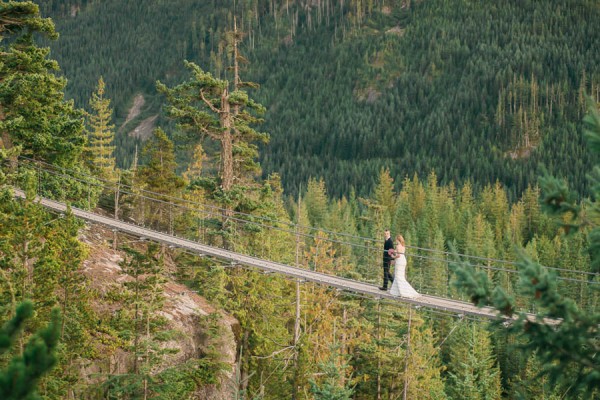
9 157 599 314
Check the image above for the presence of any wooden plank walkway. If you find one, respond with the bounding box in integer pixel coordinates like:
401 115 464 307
13 188 524 321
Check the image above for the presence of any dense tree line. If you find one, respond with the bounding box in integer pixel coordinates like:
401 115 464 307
2 1 598 398
37 0 600 200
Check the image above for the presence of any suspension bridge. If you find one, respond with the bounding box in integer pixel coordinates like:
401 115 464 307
13 187 552 323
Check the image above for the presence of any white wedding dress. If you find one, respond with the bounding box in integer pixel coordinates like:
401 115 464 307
389 253 420 298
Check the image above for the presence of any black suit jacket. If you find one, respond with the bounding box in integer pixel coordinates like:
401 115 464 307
383 237 393 262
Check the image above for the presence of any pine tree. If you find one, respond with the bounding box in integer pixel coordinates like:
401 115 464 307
451 99 600 396
0 1 56 157
136 128 184 232
446 322 502 400
305 177 330 229
0 301 61 400
0 1 100 207
85 76 116 181
104 243 171 399
0 1 84 168
508 352 562 399
309 344 354 400
403 321 447 400
156 24 268 246
0 173 52 318
362 168 395 238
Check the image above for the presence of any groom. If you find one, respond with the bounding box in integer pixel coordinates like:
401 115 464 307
379 229 394 290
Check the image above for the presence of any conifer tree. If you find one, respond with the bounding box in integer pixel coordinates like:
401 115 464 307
327 196 359 261
224 269 290 398
105 243 171 399
309 344 354 400
0 172 52 317
156 24 268 246
0 1 100 207
362 168 395 238
0 301 61 400
0 0 56 157
446 322 502 400
85 76 116 181
305 177 330 228
402 321 447 400
0 1 85 168
243 174 294 262
136 128 184 231
508 353 562 399
455 181 476 252
451 99 600 396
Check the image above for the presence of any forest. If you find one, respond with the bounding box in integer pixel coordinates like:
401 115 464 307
37 0 600 200
0 1 599 399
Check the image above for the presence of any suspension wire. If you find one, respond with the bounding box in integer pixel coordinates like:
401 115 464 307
435 315 465 349
85 233 567 324
82 228 516 327
96 230 474 312
409 253 596 284
83 225 566 394
56 206 600 300
48 209 600 300
14 157 600 282
19 176 555 389
88 202 600 286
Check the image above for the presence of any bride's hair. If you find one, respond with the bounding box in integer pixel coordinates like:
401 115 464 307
396 235 405 246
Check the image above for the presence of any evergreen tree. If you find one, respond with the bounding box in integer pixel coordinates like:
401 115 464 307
362 168 395 238
403 321 447 400
85 76 116 181
0 1 84 168
136 128 184 231
508 353 562 400
0 0 56 155
304 177 330 229
0 1 101 207
0 301 61 400
446 322 502 400
309 344 354 400
451 99 600 396
103 243 173 399
0 173 52 318
156 24 268 245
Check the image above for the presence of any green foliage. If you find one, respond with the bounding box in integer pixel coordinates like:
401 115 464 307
138 128 184 196
156 57 268 188
0 301 61 400
0 1 57 41
0 1 101 207
38 0 599 199
84 76 116 180
309 344 354 400
450 99 600 397
0 1 84 168
445 322 502 400
134 128 185 231
2 4 599 398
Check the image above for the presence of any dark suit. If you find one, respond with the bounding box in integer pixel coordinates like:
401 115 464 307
382 237 394 289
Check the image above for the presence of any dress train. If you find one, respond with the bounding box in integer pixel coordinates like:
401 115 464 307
389 254 420 298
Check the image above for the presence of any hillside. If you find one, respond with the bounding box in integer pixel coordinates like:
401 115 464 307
40 0 600 199
77 224 238 399
3 3 599 397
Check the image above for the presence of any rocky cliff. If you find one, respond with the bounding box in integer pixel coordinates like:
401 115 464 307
78 223 238 399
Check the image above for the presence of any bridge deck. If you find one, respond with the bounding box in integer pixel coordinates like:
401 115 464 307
14 189 523 321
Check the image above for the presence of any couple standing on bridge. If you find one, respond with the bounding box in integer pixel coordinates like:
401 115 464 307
379 229 420 298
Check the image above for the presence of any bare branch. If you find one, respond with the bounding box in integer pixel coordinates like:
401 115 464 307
199 89 220 114
251 345 295 359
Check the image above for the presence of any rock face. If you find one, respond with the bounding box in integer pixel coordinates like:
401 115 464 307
79 224 238 399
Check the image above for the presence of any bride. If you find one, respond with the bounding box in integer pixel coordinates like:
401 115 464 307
389 234 420 298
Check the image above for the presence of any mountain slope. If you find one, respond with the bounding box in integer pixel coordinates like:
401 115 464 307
40 0 600 198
